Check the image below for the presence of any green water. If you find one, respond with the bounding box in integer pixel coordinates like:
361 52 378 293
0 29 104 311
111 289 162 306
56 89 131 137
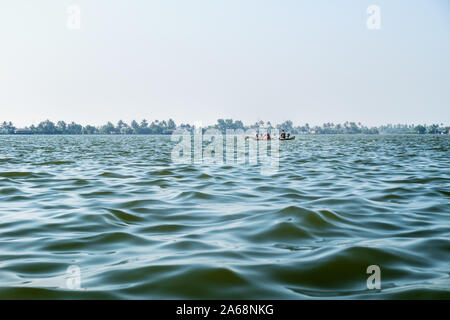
0 135 448 299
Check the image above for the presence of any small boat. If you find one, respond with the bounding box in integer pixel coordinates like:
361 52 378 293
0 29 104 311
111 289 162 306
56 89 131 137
279 136 295 141
244 136 271 141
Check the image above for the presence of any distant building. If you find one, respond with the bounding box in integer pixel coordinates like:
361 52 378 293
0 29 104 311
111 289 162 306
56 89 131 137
14 128 33 134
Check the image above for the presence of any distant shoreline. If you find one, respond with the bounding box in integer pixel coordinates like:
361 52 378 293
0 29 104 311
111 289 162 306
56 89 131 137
1 119 449 135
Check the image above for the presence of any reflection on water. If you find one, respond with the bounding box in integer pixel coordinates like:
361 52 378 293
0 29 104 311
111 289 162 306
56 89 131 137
0 135 448 299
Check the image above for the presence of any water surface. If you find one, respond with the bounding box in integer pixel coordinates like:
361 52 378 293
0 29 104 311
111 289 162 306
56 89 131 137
0 135 448 299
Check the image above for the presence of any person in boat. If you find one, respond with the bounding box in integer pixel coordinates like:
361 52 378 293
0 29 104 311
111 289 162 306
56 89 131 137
286 133 290 138
263 132 271 140
280 130 286 139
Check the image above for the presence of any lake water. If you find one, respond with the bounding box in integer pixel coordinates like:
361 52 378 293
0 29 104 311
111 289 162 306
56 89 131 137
0 135 448 299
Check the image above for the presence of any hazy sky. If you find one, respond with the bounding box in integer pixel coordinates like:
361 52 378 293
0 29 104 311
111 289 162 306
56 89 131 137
1 0 449 127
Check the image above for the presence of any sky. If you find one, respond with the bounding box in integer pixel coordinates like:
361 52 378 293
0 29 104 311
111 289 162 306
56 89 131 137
1 0 449 127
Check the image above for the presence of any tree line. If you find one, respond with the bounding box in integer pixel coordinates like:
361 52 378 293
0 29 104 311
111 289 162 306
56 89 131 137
0 119 176 135
0 119 449 135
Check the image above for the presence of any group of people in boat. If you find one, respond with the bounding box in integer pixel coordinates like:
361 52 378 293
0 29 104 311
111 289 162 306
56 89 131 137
251 129 291 140
280 130 291 139
255 132 271 140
